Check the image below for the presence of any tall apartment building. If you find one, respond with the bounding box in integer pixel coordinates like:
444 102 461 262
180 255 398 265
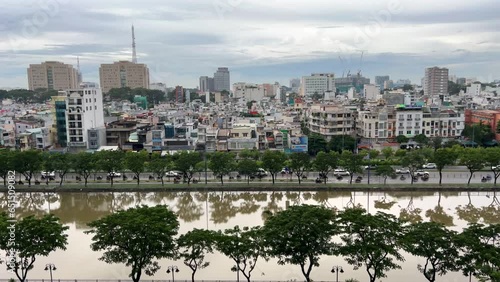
289 78 300 93
27 61 79 91
300 73 335 96
62 86 105 150
199 76 214 92
99 61 150 94
214 67 230 92
175 86 184 103
375 75 390 89
363 84 379 101
306 105 354 140
424 67 449 97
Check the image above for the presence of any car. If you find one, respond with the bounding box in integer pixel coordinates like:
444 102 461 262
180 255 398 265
364 165 378 170
333 169 350 176
41 171 55 177
396 168 410 174
415 170 429 176
256 168 268 177
422 163 437 169
107 171 122 177
165 171 179 177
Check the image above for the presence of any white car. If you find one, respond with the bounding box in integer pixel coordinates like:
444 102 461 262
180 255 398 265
333 169 350 176
107 171 122 177
491 165 500 171
41 171 55 177
422 163 437 169
165 171 179 177
396 168 410 174
416 170 429 176
256 168 268 176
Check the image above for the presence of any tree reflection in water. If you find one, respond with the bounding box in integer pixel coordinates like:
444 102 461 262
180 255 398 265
481 192 500 224
210 192 239 224
425 191 454 226
399 193 423 224
285 191 302 206
456 192 482 223
176 192 203 222
374 192 397 210
238 192 259 215
261 192 283 220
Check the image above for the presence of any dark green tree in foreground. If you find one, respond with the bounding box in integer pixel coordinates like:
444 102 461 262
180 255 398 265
177 229 217 282
262 205 338 282
456 223 500 281
338 208 404 282
215 226 266 282
402 221 460 282
85 205 179 282
0 213 68 282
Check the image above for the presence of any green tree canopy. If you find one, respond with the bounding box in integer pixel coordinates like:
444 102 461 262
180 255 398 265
338 208 404 282
401 150 426 184
313 151 339 184
237 158 259 184
96 150 125 186
124 150 149 185
262 205 339 282
73 152 96 187
340 151 364 184
308 134 327 156
459 147 485 185
173 151 202 184
396 135 409 144
432 148 458 185
208 151 236 185
85 205 179 282
177 229 217 282
0 213 68 282
402 222 460 282
215 226 266 282
261 150 287 184
289 152 311 184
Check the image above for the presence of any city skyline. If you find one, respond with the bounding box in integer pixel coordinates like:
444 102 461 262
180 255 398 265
0 0 499 89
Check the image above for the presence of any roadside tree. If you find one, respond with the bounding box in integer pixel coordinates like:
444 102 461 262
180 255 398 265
173 151 201 185
261 150 287 184
313 151 339 184
459 147 485 185
401 150 426 184
432 148 459 186
340 151 364 184
289 152 311 184
208 152 236 185
124 150 149 185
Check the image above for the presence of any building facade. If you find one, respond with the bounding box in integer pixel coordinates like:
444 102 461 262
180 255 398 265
175 86 184 103
214 67 230 92
307 105 355 140
199 76 214 92
27 61 79 91
63 87 105 150
375 75 390 89
424 67 449 97
300 73 335 97
99 61 150 94
363 84 379 101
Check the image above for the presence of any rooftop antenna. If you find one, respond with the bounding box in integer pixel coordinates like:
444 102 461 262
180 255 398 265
132 25 137 63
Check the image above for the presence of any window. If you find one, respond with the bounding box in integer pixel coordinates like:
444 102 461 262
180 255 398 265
243 133 248 137
407 131 412 134
399 131 403 135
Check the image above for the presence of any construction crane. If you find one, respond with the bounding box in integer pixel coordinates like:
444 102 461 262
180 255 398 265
357 50 365 78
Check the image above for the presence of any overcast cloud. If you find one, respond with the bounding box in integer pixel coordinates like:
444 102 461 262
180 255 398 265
0 0 499 88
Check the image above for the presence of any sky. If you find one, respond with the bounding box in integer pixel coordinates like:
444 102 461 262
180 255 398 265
0 0 499 89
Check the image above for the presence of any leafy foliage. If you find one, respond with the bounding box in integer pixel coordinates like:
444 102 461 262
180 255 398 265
262 205 338 282
177 229 217 282
85 205 179 282
289 152 311 184
209 152 236 185
338 208 405 282
261 150 287 184
0 213 68 282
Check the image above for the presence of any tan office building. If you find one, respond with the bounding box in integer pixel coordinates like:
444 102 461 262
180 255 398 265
27 61 79 91
424 67 449 97
99 61 150 93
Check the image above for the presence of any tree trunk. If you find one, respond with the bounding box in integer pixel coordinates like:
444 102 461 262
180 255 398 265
136 173 140 186
220 175 224 185
84 176 88 187
297 175 301 185
161 176 164 186
468 171 473 185
59 174 64 186
247 176 250 185
111 176 114 187
191 269 196 282
384 176 387 185
272 173 275 184
439 170 442 186
350 174 354 184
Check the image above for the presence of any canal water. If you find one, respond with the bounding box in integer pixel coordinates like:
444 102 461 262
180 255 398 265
1 190 498 281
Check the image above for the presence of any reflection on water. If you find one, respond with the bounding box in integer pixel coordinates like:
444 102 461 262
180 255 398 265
0 190 499 281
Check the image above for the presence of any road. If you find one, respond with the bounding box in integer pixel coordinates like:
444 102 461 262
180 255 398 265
13 169 498 186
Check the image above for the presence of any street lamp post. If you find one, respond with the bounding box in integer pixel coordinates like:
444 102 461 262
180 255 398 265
166 265 179 282
331 266 344 282
44 263 56 282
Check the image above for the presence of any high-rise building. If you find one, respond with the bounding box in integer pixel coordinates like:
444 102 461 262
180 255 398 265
99 61 150 94
424 67 449 97
175 86 184 103
214 67 230 92
375 75 390 89
300 73 335 96
27 61 79 91
62 85 105 150
289 78 300 93
199 76 214 92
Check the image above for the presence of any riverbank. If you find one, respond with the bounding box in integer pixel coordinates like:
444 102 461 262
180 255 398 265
1 183 499 193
